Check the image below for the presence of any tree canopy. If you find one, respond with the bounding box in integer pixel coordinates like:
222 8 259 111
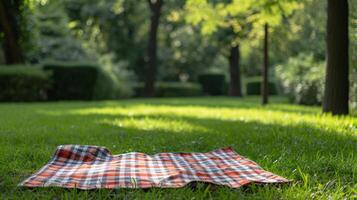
0 0 355 112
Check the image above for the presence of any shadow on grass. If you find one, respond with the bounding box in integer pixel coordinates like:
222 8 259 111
5 101 356 198
73 112 356 162
108 97 323 116
14 181 293 199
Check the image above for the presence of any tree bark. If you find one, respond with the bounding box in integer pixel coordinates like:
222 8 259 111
228 44 242 97
262 23 269 105
0 0 23 64
323 0 349 115
144 0 163 97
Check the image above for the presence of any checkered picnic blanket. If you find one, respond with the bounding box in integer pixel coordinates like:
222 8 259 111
20 145 289 189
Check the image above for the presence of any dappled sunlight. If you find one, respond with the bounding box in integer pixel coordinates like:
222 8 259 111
39 101 356 137
99 117 210 134
0 0 354 197
1 97 356 199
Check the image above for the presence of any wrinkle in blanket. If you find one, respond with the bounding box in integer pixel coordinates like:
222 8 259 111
19 145 290 189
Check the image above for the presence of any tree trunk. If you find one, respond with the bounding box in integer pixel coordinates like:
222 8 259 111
144 0 163 97
262 23 269 105
0 0 23 64
323 0 349 115
228 45 242 97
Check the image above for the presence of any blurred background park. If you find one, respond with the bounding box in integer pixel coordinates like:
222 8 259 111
0 0 356 113
1 1 357 198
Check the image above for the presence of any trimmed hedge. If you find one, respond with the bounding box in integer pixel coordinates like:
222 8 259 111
156 82 202 97
44 62 98 100
0 65 50 101
43 62 122 100
198 74 226 95
246 80 278 95
134 82 202 97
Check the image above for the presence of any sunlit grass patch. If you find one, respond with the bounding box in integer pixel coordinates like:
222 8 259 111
66 102 356 136
0 97 356 199
100 117 210 133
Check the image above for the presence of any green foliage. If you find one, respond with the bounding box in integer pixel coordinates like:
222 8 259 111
96 55 134 99
63 0 219 82
270 0 326 62
0 65 50 101
184 0 301 41
245 77 278 95
134 82 202 97
0 0 35 61
43 62 130 100
198 74 226 95
275 53 325 105
43 62 98 100
2 0 354 110
64 0 147 77
158 24 219 81
27 1 87 62
156 82 202 97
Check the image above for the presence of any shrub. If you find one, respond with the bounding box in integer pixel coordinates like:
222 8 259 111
43 62 127 100
156 82 202 97
44 62 98 100
275 53 325 105
96 55 134 99
134 82 202 97
0 65 50 101
198 74 226 95
245 77 278 95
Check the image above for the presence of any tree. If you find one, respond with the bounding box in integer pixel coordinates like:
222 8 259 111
184 0 250 97
65 0 148 80
0 0 24 64
262 23 269 105
145 0 163 97
323 0 349 115
30 0 86 62
184 0 300 98
349 0 357 110
228 44 242 96
156 1 220 82
249 0 301 105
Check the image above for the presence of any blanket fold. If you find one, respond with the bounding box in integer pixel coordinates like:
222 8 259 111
19 145 289 189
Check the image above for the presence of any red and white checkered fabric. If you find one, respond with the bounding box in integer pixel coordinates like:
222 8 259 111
20 145 289 189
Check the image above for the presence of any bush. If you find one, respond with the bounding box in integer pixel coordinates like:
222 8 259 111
275 53 325 105
156 82 202 97
198 74 226 95
43 62 126 100
44 62 98 100
96 55 134 99
134 82 202 97
245 77 278 95
0 65 50 101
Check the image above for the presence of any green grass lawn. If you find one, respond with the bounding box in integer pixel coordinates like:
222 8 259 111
0 97 356 199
